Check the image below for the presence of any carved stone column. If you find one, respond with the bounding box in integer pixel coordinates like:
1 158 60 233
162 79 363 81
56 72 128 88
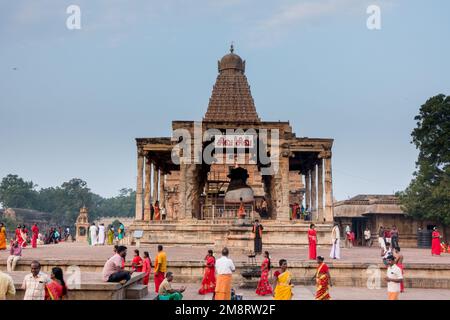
305 171 311 211
323 150 334 222
152 164 159 204
311 164 317 221
144 157 152 221
135 148 144 221
275 155 290 222
317 158 324 222
178 164 187 220
159 173 165 209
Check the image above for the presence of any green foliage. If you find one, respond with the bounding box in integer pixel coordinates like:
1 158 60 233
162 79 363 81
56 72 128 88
0 175 135 225
399 94 450 226
0 174 38 208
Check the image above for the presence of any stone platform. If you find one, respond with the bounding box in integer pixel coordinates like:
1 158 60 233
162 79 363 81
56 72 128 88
5 271 147 300
128 220 334 252
2 243 450 293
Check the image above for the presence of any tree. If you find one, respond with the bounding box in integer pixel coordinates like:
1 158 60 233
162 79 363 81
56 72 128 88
0 174 38 209
399 94 450 235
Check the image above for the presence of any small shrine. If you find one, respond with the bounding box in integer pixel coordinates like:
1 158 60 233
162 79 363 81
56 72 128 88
75 206 90 243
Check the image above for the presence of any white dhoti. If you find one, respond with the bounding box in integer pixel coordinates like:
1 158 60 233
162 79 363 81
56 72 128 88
90 228 98 246
330 239 341 259
98 226 105 245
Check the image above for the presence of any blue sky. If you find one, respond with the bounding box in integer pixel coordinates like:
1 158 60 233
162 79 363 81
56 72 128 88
0 0 449 200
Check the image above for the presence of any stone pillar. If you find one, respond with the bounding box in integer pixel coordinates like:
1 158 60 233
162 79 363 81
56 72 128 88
178 164 187 220
135 148 144 221
317 159 324 222
159 173 165 209
305 171 311 211
144 158 152 221
324 151 334 222
152 164 159 204
275 156 290 222
311 164 317 221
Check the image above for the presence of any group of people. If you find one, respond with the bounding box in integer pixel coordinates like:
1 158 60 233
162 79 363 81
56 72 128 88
149 201 167 221
89 222 125 246
0 223 71 251
289 203 311 220
0 260 68 300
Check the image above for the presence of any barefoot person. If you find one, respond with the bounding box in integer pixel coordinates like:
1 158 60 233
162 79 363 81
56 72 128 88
273 259 293 300
431 227 441 256
315 256 332 300
102 246 133 284
154 245 167 293
31 223 39 249
393 247 405 293
214 247 235 300
158 272 185 300
330 223 340 260
255 251 272 296
142 251 152 286
0 223 7 250
199 249 216 295
252 219 264 255
308 224 317 260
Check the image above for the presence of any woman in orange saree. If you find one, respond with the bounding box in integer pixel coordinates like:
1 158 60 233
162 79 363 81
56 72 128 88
431 227 441 256
45 267 68 300
256 251 272 296
315 256 331 300
142 251 152 285
199 250 216 294
0 223 7 250
308 224 317 260
154 201 161 220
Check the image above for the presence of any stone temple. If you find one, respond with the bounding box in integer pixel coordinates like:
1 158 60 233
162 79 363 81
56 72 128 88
129 46 335 250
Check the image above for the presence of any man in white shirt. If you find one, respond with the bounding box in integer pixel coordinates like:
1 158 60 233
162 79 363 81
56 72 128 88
385 255 403 300
214 247 235 300
22 261 50 300
329 224 341 259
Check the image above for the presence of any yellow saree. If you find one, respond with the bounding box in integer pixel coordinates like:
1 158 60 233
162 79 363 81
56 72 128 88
274 271 293 300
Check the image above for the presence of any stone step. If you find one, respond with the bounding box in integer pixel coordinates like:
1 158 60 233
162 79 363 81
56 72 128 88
126 284 149 300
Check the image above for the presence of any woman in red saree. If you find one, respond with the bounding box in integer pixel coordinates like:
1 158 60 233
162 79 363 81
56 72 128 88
315 256 331 300
15 225 23 247
256 251 273 296
308 224 317 260
45 267 68 300
142 251 152 285
199 249 216 294
31 223 39 248
132 249 143 272
431 227 441 256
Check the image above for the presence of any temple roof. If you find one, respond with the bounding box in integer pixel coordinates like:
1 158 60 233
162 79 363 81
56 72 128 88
334 195 406 218
203 45 260 123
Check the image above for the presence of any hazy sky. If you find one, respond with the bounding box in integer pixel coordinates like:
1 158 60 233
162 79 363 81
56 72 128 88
0 0 449 200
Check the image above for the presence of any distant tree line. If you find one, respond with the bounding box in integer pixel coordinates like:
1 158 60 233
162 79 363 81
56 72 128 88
0 174 135 225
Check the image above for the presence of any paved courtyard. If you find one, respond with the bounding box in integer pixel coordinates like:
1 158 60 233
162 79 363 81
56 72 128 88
142 282 450 300
1 242 450 265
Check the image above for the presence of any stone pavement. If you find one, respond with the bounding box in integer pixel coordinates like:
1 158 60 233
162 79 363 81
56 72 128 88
142 282 450 300
1 242 449 265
